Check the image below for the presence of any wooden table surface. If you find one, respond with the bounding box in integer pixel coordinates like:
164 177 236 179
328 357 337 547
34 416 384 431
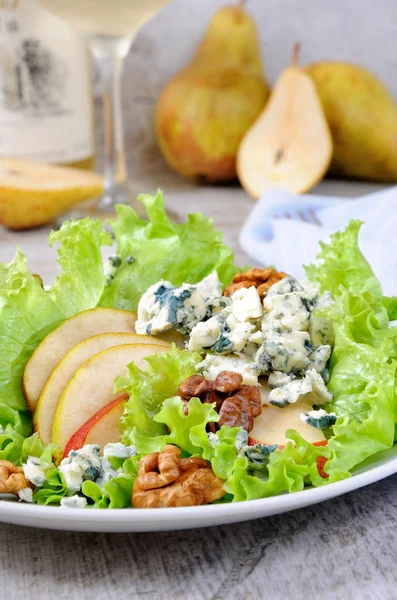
0 177 395 600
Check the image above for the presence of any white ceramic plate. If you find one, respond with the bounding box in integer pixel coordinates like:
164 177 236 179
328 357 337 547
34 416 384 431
1 445 396 532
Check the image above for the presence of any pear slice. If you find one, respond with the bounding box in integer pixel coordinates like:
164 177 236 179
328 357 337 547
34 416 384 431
0 159 104 230
52 343 170 453
34 332 170 445
63 394 128 458
237 44 333 197
249 400 326 446
23 307 138 412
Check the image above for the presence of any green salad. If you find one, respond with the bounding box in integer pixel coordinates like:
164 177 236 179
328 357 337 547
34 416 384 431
1 190 397 509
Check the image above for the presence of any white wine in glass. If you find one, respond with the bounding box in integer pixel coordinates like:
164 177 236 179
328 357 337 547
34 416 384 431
35 0 172 219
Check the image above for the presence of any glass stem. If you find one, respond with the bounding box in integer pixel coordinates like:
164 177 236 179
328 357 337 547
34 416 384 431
89 43 129 209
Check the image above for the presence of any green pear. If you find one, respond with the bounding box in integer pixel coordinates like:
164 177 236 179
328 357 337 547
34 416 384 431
156 1 269 182
305 62 397 181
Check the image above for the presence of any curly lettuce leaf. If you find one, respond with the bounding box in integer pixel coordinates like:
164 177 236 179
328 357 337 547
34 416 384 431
100 190 239 311
47 218 112 317
318 291 396 477
0 251 64 412
225 431 331 501
131 398 331 502
33 469 69 506
118 345 201 451
306 220 397 477
0 218 111 419
82 476 135 509
305 220 382 299
81 455 140 508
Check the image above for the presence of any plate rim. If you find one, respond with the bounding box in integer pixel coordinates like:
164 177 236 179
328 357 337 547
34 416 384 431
1 450 397 530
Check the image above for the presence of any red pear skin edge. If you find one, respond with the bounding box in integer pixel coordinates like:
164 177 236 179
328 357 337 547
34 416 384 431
62 393 129 459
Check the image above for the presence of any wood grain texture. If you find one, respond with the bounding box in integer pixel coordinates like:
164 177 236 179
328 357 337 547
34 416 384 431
0 475 396 600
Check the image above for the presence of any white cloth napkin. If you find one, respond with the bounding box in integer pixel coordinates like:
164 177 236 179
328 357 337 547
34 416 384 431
239 186 397 296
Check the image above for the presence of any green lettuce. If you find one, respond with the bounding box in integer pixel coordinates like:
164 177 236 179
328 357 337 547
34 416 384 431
0 191 238 441
100 190 239 311
306 221 397 478
82 455 140 508
305 219 382 299
0 218 111 424
118 345 201 452
47 218 112 317
0 251 64 412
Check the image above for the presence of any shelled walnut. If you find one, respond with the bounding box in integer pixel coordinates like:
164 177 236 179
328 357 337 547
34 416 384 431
0 460 31 495
224 268 288 298
178 371 262 432
132 445 225 508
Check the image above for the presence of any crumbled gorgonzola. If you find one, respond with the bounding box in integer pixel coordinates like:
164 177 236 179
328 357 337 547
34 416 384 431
22 456 47 487
188 316 222 351
59 444 102 494
196 271 223 309
207 432 220 448
136 272 224 336
255 330 312 375
229 286 263 322
104 254 122 286
300 409 337 429
103 443 136 459
268 371 293 389
308 344 332 373
18 487 33 503
60 495 87 509
198 353 259 386
187 283 261 355
268 368 333 407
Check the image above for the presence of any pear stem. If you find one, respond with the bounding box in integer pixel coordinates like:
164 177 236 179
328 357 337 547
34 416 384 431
292 43 301 67
235 0 246 23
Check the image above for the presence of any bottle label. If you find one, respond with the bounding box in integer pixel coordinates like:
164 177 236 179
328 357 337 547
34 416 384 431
0 0 93 163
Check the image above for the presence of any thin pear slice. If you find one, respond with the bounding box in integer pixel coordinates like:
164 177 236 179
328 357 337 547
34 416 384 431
249 400 326 446
34 332 170 445
23 307 138 412
237 45 332 197
63 394 128 458
52 343 170 453
84 399 125 450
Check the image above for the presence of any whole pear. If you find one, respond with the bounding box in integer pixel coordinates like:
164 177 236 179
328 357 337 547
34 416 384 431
305 62 397 181
156 2 269 182
237 44 332 197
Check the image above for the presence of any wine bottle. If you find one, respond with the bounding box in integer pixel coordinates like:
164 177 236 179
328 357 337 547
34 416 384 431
0 0 94 169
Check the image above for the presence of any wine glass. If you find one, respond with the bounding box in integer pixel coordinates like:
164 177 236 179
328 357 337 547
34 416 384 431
35 0 173 220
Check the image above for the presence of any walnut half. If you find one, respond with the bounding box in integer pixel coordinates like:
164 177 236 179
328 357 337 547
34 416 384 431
178 371 262 434
224 268 288 298
0 460 31 496
132 445 226 508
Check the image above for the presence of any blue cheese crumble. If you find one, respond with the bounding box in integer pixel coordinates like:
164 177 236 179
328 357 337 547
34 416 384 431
300 409 337 429
255 329 312 375
136 272 223 336
59 445 102 494
22 456 47 487
60 495 88 509
198 353 259 386
268 369 333 408
103 443 136 459
18 487 33 503
188 286 261 354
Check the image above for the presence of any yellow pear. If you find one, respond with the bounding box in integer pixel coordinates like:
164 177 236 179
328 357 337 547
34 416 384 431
156 0 269 182
237 45 333 198
305 62 397 181
0 159 104 230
